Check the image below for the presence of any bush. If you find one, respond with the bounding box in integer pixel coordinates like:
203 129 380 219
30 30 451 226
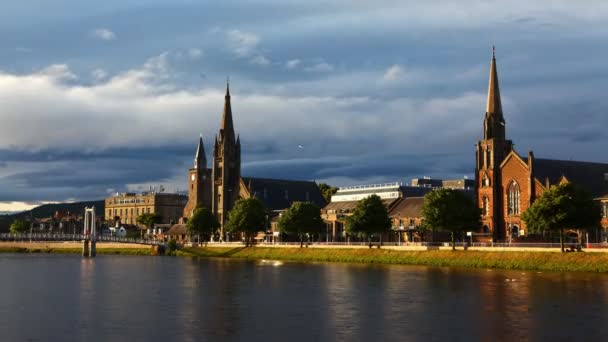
167 239 178 253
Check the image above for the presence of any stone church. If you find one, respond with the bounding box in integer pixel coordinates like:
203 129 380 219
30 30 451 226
183 83 325 240
476 49 608 242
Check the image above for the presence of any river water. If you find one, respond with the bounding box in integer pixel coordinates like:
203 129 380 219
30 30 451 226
0 254 606 341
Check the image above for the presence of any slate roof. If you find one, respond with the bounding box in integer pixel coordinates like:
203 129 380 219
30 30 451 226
533 158 608 197
165 224 187 236
242 177 326 211
389 197 425 218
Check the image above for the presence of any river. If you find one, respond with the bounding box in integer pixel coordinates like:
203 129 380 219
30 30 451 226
0 254 606 341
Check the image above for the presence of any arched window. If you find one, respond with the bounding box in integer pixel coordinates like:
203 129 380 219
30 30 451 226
507 181 520 215
482 196 489 216
482 173 490 187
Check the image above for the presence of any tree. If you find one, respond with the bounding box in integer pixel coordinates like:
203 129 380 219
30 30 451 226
522 183 601 252
278 202 324 247
421 189 481 250
318 183 338 203
137 213 162 238
10 219 29 234
225 198 267 247
186 205 218 245
345 195 391 246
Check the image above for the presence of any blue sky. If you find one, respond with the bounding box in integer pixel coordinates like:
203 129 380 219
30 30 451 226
1 0 607 210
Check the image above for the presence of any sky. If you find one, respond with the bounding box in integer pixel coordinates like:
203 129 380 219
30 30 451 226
1 0 607 211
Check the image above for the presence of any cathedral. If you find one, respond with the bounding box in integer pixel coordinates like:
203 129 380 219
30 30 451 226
476 49 608 242
183 83 325 240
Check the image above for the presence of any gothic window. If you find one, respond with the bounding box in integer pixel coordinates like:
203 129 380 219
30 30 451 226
507 181 520 215
482 196 489 216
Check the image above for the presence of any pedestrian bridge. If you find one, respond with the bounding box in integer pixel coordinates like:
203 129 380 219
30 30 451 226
0 233 164 246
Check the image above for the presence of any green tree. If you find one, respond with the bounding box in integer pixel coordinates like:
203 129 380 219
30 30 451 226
318 183 338 203
225 198 267 246
522 183 601 252
278 202 324 247
421 189 481 250
345 195 391 246
186 205 218 245
137 212 162 238
10 219 30 234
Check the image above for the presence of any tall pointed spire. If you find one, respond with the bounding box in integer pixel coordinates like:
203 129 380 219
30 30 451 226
194 134 206 169
486 45 503 117
220 79 236 143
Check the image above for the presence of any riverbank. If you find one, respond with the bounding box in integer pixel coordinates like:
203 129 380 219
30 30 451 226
177 246 608 273
3 242 608 272
0 242 153 255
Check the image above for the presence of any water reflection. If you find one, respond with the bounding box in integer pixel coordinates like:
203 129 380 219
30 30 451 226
0 255 607 341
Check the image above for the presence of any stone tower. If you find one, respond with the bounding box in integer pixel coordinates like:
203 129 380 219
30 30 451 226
476 47 513 241
212 82 241 239
183 135 212 218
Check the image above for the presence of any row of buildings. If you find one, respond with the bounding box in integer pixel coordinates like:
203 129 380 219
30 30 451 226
100 50 608 243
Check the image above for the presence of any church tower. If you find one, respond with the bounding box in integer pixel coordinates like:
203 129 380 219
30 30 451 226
183 135 212 218
476 47 513 241
212 82 241 239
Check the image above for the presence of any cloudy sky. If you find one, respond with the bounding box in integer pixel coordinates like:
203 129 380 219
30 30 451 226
1 0 607 211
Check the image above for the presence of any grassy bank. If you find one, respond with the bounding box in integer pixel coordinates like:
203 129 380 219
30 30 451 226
0 246 152 255
177 247 608 273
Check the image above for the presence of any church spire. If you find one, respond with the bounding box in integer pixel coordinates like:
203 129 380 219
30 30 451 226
486 46 503 117
220 79 236 143
194 134 206 169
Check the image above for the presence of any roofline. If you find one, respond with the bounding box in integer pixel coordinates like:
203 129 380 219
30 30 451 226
534 158 608 166
241 176 318 184
499 149 529 169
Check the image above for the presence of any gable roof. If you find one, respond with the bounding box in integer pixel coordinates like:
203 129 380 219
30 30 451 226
242 177 326 211
533 158 608 197
389 197 425 218
165 224 187 236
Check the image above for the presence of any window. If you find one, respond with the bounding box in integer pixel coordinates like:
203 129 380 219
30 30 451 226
603 202 608 218
507 181 520 215
284 190 289 200
482 174 490 187
147 207 151 214
305 191 310 201
482 196 489 216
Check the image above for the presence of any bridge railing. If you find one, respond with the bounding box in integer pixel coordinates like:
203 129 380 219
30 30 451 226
0 233 164 246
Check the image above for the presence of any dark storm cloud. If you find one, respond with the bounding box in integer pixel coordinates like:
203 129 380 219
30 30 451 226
1 0 608 207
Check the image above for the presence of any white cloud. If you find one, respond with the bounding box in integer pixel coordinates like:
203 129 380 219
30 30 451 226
91 28 116 41
250 55 270 66
226 29 260 57
38 64 78 81
383 64 405 82
305 62 334 72
0 55 487 155
188 48 204 59
285 59 301 69
91 69 108 81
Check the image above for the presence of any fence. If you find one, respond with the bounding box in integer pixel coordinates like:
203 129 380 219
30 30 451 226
0 233 164 246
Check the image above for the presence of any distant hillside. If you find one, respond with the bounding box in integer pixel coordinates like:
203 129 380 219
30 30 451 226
0 200 104 232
